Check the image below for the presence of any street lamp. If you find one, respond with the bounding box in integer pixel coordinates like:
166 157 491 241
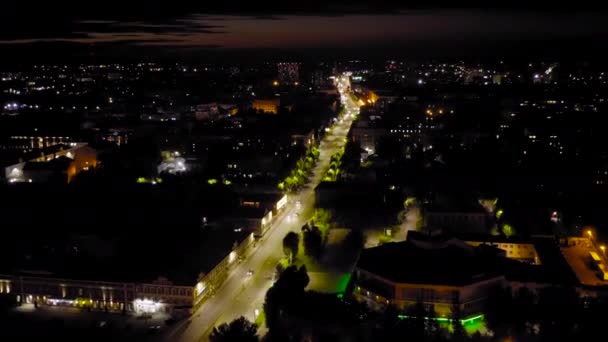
601 245 606 255
385 228 392 237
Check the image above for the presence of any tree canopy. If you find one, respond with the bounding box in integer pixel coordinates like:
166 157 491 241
210 316 258 342
282 231 299 263
302 225 323 260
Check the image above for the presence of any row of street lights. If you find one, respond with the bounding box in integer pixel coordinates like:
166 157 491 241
587 229 606 257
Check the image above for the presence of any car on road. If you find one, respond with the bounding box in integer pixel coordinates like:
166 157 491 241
146 325 162 335
247 269 254 277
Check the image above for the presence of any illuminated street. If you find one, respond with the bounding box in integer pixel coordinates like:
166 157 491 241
173 75 358 342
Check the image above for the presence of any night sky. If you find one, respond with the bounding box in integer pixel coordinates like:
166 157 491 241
2 2 607 60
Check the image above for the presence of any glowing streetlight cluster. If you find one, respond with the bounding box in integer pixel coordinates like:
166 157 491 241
3 102 20 110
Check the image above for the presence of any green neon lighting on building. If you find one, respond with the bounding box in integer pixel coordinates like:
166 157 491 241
460 314 484 324
336 274 352 293
398 314 484 326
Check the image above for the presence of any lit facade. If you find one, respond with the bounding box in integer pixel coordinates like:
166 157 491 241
355 270 504 318
0 232 256 317
252 99 280 114
464 240 540 264
0 275 192 314
3 143 97 184
3 135 75 150
409 231 542 265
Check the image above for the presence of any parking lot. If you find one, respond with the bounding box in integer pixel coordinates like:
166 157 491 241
561 238 608 286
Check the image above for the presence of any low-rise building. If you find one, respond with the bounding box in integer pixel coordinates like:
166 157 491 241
225 192 288 236
354 238 506 318
460 235 540 264
423 201 490 234
252 98 280 114
408 231 543 265
227 205 273 235
194 102 220 121
193 103 237 121
1 135 77 151
350 119 388 154
354 231 588 320
290 128 316 147
3 143 97 183
0 274 192 315
0 230 257 316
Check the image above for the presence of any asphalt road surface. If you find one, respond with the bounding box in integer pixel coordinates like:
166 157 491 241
172 76 358 342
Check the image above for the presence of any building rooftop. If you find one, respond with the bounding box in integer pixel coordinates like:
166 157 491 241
230 206 270 220
406 231 579 285
529 236 579 285
236 191 283 204
413 231 535 245
315 181 381 191
357 238 504 286
23 156 72 171
3 228 251 286
425 200 486 214
0 182 247 286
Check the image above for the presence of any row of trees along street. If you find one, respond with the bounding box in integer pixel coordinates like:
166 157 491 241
281 209 333 267
277 144 320 192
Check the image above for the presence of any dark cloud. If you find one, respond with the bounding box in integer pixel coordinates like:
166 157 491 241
134 42 222 48
0 13 226 46
1 1 607 60
108 21 224 33
0 32 91 41
249 15 285 21
169 31 226 37
76 20 118 24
